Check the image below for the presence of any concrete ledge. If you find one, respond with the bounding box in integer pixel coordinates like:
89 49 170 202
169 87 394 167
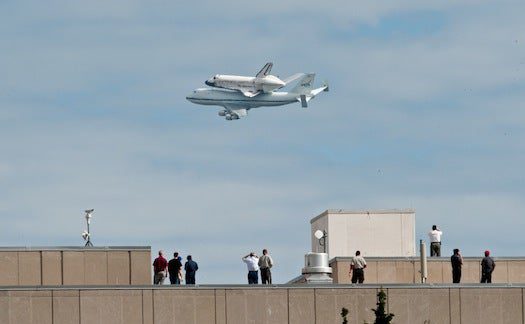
330 256 525 284
0 246 151 251
332 256 525 261
3 283 525 291
0 285 522 324
0 247 151 286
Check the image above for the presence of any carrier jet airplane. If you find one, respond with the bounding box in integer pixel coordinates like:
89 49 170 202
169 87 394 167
204 62 300 97
187 73 329 120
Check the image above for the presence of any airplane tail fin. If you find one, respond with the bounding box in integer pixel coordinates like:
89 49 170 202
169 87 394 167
290 73 315 94
292 76 328 108
282 73 305 85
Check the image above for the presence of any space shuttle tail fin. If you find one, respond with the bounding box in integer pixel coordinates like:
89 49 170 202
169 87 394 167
255 62 273 77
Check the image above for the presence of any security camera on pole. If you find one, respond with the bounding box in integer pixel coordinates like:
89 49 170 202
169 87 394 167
82 209 94 247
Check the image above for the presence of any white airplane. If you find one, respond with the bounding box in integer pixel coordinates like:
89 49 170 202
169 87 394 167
205 62 295 97
187 73 329 120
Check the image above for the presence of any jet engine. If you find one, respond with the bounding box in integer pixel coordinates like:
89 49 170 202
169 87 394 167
225 114 239 121
218 110 227 117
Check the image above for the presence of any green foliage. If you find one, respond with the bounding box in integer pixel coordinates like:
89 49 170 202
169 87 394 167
341 307 349 324
371 289 394 324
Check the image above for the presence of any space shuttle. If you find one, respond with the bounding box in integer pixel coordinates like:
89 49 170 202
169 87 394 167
204 63 300 97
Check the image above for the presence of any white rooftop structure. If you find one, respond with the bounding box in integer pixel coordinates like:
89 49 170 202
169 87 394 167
310 209 416 259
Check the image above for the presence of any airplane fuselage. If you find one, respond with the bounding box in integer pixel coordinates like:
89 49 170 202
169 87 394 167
186 88 297 110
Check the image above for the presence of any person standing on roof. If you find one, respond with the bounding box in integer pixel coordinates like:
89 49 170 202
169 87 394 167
184 255 199 285
242 252 259 284
480 250 496 283
152 250 168 285
258 249 274 284
450 249 463 283
349 250 367 283
428 225 443 257
168 252 183 285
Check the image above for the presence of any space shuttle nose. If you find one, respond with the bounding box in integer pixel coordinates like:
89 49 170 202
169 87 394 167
265 76 285 87
268 79 285 88
205 80 213 86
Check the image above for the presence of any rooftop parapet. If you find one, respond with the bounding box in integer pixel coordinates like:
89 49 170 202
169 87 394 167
0 246 151 286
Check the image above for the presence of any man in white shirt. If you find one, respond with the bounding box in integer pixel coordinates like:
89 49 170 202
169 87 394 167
349 250 367 283
428 225 443 257
242 252 260 284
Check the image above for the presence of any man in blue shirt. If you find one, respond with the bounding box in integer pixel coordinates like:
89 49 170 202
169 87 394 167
184 255 199 285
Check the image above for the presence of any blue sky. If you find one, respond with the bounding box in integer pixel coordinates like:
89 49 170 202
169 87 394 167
1 0 524 284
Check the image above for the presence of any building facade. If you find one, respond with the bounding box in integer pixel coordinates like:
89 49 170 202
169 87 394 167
310 209 416 259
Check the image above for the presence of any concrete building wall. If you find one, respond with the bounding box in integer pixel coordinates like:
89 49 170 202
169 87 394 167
310 214 328 254
0 285 524 324
0 247 151 286
331 257 525 284
311 209 416 259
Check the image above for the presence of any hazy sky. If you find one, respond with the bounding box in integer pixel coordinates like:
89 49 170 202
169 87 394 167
1 1 524 284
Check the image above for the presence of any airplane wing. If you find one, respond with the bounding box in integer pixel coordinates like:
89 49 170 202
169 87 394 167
255 62 273 78
240 89 261 97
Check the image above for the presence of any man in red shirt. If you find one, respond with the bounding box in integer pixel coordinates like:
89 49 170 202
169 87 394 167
152 250 168 285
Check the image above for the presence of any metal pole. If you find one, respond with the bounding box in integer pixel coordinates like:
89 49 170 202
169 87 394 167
85 218 93 247
420 239 427 283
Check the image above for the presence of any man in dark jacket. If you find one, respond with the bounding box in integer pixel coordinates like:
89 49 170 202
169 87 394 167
168 252 183 285
184 255 199 285
481 250 496 283
450 249 463 283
